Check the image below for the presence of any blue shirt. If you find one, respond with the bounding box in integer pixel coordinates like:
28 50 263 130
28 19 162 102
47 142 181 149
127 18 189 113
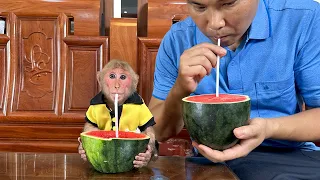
153 0 320 150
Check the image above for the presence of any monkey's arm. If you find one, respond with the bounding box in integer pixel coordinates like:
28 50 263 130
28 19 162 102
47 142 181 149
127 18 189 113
83 122 99 132
142 126 158 159
142 126 156 145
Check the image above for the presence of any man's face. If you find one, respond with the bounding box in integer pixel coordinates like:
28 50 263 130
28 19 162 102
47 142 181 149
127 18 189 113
187 0 258 49
102 68 132 105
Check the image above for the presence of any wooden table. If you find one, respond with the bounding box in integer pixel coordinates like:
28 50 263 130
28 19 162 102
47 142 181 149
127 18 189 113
0 152 239 179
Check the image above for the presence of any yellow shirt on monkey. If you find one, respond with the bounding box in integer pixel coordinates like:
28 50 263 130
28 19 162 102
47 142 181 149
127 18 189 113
85 91 155 132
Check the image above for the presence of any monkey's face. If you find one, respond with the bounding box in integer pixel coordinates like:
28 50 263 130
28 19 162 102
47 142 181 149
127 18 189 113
102 68 132 105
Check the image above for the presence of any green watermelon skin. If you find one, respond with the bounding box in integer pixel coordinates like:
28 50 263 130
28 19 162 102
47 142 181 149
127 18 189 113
81 131 149 173
182 94 250 150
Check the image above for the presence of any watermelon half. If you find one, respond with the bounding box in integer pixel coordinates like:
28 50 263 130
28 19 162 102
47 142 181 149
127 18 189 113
80 130 150 173
182 94 250 150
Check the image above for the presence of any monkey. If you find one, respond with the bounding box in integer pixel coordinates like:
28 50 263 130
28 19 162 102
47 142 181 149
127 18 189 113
78 59 157 168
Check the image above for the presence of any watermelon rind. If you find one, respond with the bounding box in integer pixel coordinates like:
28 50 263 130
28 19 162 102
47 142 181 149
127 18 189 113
81 131 150 173
182 94 250 150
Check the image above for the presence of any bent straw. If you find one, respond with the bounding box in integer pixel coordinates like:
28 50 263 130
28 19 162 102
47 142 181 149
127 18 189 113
115 94 119 138
215 38 221 97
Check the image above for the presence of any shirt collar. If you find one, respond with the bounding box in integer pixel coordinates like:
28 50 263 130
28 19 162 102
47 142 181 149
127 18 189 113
90 91 143 105
248 0 271 40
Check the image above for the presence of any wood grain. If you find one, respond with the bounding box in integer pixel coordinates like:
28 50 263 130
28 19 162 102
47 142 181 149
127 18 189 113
63 36 108 119
148 0 188 37
138 37 161 105
0 35 9 117
0 0 101 36
0 139 79 152
0 12 108 152
110 18 138 71
137 0 148 37
0 153 239 179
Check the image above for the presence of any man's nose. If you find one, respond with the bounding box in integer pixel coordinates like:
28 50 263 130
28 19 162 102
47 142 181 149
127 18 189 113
207 10 225 31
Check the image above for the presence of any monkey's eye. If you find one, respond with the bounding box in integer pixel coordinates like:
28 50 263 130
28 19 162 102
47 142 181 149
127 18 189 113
120 74 127 80
109 73 116 79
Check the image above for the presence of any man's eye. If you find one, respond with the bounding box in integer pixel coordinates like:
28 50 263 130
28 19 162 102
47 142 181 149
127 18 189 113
193 5 206 11
109 73 116 79
223 0 237 6
120 75 127 80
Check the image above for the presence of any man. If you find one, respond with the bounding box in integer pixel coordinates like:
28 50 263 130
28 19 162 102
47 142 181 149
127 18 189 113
149 0 320 179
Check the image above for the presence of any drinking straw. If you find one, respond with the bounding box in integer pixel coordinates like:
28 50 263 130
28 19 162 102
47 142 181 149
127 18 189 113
115 94 119 138
215 38 221 97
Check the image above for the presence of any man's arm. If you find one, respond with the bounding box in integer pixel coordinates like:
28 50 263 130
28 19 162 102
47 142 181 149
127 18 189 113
149 84 189 142
150 42 227 142
267 107 320 142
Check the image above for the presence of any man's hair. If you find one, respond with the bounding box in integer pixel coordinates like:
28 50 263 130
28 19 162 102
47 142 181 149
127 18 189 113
98 59 139 93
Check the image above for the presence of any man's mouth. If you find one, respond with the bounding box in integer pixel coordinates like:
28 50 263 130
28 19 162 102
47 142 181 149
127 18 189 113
213 35 228 40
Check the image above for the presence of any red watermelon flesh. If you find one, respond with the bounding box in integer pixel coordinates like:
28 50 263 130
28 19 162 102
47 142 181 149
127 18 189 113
184 94 248 103
86 130 147 139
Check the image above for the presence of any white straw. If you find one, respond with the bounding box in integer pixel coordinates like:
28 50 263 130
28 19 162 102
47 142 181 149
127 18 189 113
216 38 221 97
115 94 119 138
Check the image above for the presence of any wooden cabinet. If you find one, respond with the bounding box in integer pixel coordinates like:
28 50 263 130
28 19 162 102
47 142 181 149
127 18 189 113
0 0 107 152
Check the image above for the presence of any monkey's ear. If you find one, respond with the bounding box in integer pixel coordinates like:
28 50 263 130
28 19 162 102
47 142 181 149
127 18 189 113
96 71 102 86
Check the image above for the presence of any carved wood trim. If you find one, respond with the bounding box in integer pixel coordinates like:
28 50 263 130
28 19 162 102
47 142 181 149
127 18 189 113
0 35 9 117
1 13 66 123
138 37 162 105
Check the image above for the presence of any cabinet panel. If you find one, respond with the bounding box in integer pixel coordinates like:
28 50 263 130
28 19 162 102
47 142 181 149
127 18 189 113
0 13 108 152
0 36 8 116
138 37 161 105
110 18 137 71
63 36 108 119
16 16 58 112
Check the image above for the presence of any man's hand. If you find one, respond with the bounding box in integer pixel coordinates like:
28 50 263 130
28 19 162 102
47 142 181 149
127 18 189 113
176 42 226 94
78 137 87 161
192 118 268 162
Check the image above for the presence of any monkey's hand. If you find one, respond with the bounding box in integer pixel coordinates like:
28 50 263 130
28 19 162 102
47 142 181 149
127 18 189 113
133 145 153 168
78 137 87 161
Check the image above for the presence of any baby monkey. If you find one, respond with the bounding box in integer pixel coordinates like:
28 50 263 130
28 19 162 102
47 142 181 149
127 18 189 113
78 59 157 168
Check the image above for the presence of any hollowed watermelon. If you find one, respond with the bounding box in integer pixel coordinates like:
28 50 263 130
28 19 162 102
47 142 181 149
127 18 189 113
182 94 250 150
80 130 150 173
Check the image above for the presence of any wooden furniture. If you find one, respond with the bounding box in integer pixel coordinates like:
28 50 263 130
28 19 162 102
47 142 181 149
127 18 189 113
0 0 101 36
0 152 239 179
0 0 108 152
136 0 191 156
138 0 188 105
